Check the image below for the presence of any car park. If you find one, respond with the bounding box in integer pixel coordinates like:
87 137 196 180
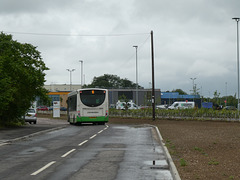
223 106 237 110
60 107 67 111
24 109 37 124
116 100 139 110
48 106 53 111
156 104 168 109
168 101 195 110
37 106 48 111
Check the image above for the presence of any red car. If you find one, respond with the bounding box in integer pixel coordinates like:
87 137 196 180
37 106 48 111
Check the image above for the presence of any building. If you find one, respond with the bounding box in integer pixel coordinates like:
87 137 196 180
44 84 161 108
48 91 70 108
108 88 161 107
44 84 82 92
44 84 201 108
44 84 82 108
161 92 201 108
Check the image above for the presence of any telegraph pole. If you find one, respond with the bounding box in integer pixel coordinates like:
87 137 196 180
232 17 240 117
151 30 155 120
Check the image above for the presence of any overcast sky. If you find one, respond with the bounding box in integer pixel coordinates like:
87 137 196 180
1 0 240 97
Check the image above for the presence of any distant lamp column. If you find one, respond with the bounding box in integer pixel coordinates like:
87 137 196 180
190 77 196 102
66 69 75 91
79 60 83 87
232 17 240 114
133 45 138 106
225 82 228 107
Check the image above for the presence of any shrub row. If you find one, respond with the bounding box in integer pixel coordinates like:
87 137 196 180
109 108 240 120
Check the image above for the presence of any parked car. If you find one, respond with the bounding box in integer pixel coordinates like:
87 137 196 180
48 106 53 111
37 106 48 111
223 106 237 110
24 109 37 124
60 107 67 111
116 100 139 110
156 104 168 109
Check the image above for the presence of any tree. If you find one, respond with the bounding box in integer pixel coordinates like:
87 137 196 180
172 89 187 95
0 32 49 126
213 90 221 105
84 74 142 89
118 94 129 110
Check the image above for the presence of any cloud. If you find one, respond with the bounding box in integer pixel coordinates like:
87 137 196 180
1 0 239 97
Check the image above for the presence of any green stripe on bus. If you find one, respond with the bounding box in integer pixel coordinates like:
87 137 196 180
76 116 109 122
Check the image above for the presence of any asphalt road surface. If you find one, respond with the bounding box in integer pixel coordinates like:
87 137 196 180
0 118 174 180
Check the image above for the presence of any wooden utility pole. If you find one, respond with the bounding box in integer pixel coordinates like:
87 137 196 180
151 30 155 120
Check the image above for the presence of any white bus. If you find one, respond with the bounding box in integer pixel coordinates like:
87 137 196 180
67 88 109 125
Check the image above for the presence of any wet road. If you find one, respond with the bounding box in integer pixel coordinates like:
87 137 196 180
0 119 175 180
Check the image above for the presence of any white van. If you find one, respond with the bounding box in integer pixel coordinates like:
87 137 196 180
116 100 139 110
116 101 126 110
127 100 139 110
168 101 195 110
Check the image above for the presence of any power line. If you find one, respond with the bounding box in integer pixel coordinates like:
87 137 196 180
117 34 151 70
138 34 151 50
3 31 149 37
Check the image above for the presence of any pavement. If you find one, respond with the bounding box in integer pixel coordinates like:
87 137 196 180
0 118 68 144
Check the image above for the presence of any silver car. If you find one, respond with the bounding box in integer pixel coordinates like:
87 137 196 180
25 109 37 124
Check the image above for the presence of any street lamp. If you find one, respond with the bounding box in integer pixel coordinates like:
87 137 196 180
190 77 196 102
133 45 138 106
66 69 75 91
190 78 196 94
225 82 228 107
232 17 240 115
79 60 83 87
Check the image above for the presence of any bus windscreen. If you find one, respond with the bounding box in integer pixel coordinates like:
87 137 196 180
80 90 106 107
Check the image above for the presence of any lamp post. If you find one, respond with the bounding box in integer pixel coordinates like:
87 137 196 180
225 82 228 107
190 77 196 102
79 60 83 87
133 45 138 106
232 17 240 115
66 69 75 91
190 78 196 94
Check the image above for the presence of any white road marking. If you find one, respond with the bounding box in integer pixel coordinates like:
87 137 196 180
30 125 109 176
0 143 9 146
61 149 76 158
89 134 97 139
78 140 88 146
31 161 56 176
98 130 103 134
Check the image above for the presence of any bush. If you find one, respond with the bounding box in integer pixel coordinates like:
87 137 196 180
109 108 239 120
